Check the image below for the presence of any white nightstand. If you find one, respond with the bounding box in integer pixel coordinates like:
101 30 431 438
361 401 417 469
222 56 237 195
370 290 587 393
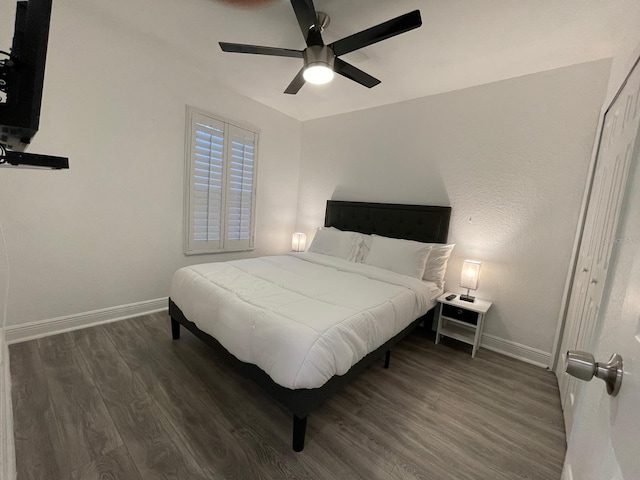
435 292 492 358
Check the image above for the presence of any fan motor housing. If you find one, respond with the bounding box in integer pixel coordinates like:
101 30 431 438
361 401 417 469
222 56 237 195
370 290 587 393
303 45 335 70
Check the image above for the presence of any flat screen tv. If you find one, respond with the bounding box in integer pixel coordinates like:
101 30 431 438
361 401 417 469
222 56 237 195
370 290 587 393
0 0 52 150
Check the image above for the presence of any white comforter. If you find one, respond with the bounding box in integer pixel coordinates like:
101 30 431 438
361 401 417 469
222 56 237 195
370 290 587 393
170 252 441 389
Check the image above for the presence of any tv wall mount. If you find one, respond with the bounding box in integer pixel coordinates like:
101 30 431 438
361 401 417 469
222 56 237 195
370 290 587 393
0 142 68 169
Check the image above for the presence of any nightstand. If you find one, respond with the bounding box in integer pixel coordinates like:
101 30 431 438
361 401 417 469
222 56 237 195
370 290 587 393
435 292 492 358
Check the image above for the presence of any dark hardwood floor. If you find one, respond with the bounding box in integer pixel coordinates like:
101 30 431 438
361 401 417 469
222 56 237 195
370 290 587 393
9 312 566 479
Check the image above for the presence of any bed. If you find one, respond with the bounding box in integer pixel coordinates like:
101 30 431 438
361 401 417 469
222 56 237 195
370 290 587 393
169 200 451 451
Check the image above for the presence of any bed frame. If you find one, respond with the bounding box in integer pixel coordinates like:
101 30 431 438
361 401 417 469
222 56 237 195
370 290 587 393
169 200 451 451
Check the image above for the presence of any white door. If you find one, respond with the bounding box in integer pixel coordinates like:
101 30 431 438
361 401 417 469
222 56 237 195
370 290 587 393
562 80 640 478
557 58 640 433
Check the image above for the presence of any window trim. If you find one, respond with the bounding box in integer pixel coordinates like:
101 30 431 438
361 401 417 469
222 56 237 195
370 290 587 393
183 106 259 255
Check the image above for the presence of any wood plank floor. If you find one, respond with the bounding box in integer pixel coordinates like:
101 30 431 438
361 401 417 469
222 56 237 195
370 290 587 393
9 312 566 479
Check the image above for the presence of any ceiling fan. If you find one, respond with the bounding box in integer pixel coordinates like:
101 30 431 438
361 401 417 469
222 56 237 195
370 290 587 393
219 0 422 94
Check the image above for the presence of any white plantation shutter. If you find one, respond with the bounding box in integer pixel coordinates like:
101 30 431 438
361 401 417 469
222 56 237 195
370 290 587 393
185 108 258 254
225 125 256 250
190 114 225 251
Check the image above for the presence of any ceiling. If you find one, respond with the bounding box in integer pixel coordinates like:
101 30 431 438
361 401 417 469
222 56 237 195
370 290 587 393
174 0 640 121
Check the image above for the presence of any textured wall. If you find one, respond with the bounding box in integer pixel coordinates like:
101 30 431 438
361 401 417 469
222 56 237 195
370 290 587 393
297 60 611 355
0 0 302 325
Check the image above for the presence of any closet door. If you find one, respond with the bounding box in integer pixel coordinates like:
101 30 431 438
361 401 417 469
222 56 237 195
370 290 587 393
557 59 640 434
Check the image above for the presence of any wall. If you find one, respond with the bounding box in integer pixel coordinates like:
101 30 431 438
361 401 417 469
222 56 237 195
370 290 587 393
0 0 302 327
603 2 640 106
296 59 611 359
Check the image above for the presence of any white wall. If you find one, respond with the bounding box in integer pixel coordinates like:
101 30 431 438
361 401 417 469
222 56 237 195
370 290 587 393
296 59 611 357
603 2 640 106
0 0 302 326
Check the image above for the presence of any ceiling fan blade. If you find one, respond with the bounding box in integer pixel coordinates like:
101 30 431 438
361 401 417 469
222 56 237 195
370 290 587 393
290 0 323 46
334 58 380 88
219 42 303 58
284 68 306 94
330 10 422 57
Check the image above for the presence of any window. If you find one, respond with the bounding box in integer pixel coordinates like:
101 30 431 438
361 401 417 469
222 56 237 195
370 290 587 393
184 107 258 254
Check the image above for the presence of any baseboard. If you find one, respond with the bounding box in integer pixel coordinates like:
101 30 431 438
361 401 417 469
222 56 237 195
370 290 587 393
480 333 551 368
1 331 16 480
5 297 168 344
3 296 550 363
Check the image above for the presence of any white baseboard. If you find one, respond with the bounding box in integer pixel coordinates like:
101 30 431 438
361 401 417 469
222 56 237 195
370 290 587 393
480 333 551 368
3 295 550 363
5 297 168 344
1 331 16 480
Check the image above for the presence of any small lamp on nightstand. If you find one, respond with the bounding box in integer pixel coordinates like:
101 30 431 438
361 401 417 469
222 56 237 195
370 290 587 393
291 232 307 252
460 260 481 302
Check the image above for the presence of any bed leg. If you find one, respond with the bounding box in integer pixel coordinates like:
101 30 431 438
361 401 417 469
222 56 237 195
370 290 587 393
171 317 180 340
292 415 307 452
384 349 391 369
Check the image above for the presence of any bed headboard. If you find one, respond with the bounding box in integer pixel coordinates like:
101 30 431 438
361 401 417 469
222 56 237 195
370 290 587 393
324 200 451 244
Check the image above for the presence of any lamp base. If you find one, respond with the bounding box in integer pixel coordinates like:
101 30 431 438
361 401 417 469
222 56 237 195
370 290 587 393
459 294 475 303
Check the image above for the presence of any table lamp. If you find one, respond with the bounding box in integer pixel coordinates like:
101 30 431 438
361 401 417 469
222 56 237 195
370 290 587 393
292 232 307 252
460 260 481 302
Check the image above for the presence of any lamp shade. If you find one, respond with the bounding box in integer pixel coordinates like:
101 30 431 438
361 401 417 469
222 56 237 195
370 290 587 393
292 232 307 252
460 260 481 290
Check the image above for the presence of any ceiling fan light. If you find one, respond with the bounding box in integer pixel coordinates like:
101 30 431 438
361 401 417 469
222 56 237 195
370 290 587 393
303 64 334 84
302 45 335 85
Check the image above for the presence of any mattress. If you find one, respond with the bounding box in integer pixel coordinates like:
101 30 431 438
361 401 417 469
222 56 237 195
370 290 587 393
170 252 441 389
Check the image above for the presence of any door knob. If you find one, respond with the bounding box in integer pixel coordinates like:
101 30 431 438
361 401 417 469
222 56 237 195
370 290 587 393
565 350 623 396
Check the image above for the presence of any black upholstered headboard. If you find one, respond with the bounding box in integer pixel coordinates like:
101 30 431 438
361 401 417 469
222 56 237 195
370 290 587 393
324 201 451 244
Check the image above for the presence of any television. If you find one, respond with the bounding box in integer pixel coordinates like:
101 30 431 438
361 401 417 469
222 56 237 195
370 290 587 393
0 0 67 168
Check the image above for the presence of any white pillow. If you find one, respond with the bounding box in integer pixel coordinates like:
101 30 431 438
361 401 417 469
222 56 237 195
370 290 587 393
324 227 371 262
365 235 432 278
357 234 373 263
308 228 362 261
422 243 455 288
